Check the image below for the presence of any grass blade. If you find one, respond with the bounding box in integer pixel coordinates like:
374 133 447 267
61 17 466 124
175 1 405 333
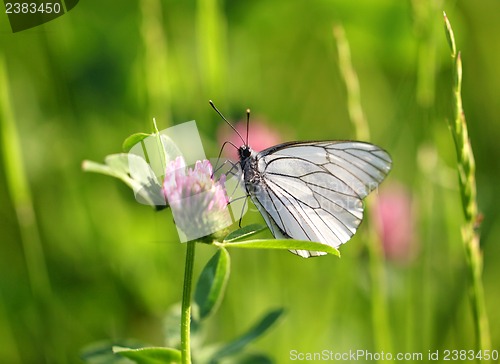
443 12 491 352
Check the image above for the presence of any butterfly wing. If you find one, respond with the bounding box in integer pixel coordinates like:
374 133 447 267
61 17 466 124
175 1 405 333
247 141 392 257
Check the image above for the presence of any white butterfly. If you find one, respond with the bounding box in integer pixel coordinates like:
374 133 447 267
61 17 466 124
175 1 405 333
211 102 392 258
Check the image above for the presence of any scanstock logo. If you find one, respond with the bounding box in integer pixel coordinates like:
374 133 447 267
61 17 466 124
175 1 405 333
3 0 79 33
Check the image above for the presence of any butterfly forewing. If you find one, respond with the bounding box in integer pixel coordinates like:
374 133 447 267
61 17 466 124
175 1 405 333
242 141 392 257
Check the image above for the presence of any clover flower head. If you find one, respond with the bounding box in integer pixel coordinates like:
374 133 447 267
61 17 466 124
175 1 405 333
163 156 231 242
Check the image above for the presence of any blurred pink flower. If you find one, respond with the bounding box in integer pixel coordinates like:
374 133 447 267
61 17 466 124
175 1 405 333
373 184 417 263
217 119 282 160
163 156 231 242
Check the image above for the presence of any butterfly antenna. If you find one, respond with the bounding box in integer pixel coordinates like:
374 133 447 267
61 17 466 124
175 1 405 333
246 108 250 146
209 100 246 146
212 140 239 178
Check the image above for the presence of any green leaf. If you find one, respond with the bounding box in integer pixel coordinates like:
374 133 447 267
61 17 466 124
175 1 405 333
221 239 340 257
80 340 144 363
122 132 151 153
127 132 183 175
82 153 166 209
194 248 230 320
223 224 267 242
113 346 181 364
122 130 182 166
84 127 187 210
158 134 183 164
209 308 284 362
126 132 184 195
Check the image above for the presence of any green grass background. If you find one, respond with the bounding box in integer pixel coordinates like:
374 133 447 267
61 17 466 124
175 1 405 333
1 0 499 362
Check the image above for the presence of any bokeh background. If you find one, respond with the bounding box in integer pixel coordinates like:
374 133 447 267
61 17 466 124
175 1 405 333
1 0 499 363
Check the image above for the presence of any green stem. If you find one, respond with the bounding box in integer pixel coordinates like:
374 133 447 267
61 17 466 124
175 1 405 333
443 12 491 353
181 241 196 364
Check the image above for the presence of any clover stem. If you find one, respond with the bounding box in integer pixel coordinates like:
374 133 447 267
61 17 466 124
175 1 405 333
181 241 196 364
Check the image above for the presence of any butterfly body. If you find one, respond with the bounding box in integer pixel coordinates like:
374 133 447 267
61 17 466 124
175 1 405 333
237 140 392 258
238 145 261 189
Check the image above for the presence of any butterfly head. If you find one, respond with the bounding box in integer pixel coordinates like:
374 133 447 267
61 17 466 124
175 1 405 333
238 145 252 161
